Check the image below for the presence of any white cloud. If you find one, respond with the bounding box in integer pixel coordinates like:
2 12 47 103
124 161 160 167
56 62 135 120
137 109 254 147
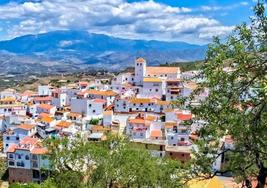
199 1 249 12
199 26 235 39
240 2 249 6
0 0 235 44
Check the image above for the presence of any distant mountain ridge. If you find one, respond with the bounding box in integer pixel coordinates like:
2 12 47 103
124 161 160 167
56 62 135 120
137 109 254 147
0 30 207 74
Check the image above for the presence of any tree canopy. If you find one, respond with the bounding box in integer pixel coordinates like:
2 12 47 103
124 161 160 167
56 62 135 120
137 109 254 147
12 135 181 188
186 1 267 187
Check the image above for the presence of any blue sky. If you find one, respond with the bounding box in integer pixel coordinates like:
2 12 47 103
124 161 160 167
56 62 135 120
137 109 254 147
0 0 260 44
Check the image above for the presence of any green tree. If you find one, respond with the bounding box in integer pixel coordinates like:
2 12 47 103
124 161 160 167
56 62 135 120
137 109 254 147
40 135 182 188
186 1 267 187
89 118 99 125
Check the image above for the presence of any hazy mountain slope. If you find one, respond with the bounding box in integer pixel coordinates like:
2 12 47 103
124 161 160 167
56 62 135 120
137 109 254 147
0 30 207 73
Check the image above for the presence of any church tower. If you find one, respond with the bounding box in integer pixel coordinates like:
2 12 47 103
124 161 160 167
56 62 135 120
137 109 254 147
134 57 146 86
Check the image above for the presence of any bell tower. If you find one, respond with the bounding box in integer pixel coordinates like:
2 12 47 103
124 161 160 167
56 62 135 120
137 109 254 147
134 57 146 86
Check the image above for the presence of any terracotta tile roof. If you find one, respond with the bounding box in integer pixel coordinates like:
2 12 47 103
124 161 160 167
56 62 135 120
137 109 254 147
7 137 48 154
145 115 157 121
67 112 82 117
78 90 117 97
156 100 170 105
6 144 16 153
21 90 37 97
0 97 16 103
56 121 73 128
31 147 48 155
128 118 146 124
136 57 146 63
33 96 52 101
93 99 106 103
41 116 54 123
38 112 50 118
146 67 180 75
165 121 177 128
20 137 39 145
143 77 162 83
91 125 110 132
176 112 192 121
79 81 89 86
150 130 162 137
122 83 133 87
37 104 54 110
103 110 113 115
129 98 151 104
16 124 36 131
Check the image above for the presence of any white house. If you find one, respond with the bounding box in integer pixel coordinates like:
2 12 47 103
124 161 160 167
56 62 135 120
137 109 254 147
0 89 17 99
0 97 26 116
77 89 117 106
36 104 56 115
140 77 166 99
38 85 51 96
3 124 37 153
71 98 106 118
51 90 67 108
114 97 171 113
103 111 113 128
7 136 49 183
165 79 183 101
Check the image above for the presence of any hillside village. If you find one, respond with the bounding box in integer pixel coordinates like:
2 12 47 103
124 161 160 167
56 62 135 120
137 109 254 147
0 58 231 184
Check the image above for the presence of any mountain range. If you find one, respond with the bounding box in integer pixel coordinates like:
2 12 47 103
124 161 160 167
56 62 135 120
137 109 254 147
0 30 207 74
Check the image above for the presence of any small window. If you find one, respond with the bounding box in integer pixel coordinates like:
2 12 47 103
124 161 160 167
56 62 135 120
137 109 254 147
89 104 92 107
9 161 15 166
137 63 139 66
6 137 10 140
170 152 173 156
155 89 158 92
25 155 29 160
9 154 14 159
16 137 19 140
93 110 96 113
171 136 174 140
6 144 8 147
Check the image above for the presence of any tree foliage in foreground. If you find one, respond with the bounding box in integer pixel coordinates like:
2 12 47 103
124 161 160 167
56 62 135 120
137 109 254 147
11 135 181 188
186 1 267 187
